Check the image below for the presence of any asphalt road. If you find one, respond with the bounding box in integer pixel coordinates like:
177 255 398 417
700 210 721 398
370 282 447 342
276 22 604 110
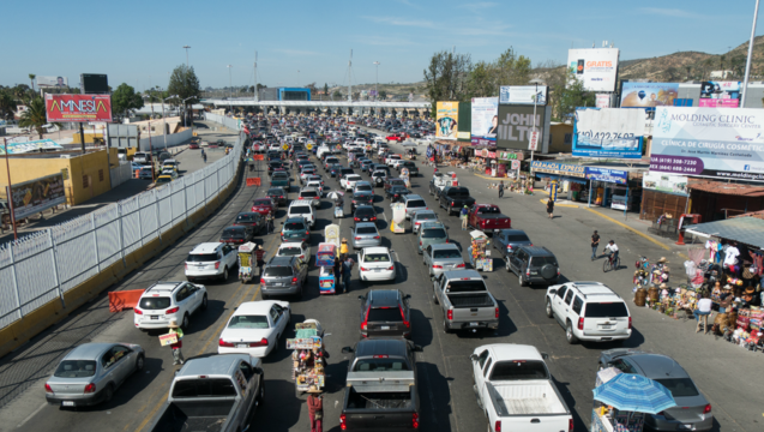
0 135 760 432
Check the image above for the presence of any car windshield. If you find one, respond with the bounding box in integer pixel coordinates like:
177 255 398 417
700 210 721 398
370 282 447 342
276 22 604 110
505 233 530 242
236 214 258 223
290 206 311 215
222 228 245 237
279 247 302 256
353 358 409 372
284 222 305 230
390 180 405 187
264 266 293 277
655 378 700 397
407 200 426 208
422 228 447 239
584 302 629 318
416 213 436 221
228 315 269 329
490 361 549 381
445 280 486 292
356 209 374 217
273 173 288 179
364 253 390 262
253 199 271 206
267 189 283 195
187 253 218 262
433 250 461 259
139 297 171 310
530 256 557 266
368 308 402 322
54 360 97 378
357 227 378 235
172 378 237 398
156 178 171 185
301 191 318 198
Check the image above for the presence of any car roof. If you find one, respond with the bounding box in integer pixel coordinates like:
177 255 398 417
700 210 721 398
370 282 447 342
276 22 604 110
356 222 378 229
624 353 689 379
66 343 116 360
430 243 459 251
368 289 401 307
421 221 445 229
403 194 424 201
413 210 436 217
280 241 305 248
190 242 223 254
443 269 482 279
354 205 374 211
290 200 314 207
478 344 543 362
498 228 528 236
268 255 295 266
178 353 252 378
233 300 288 316
354 191 372 197
355 338 408 358
300 187 318 193
355 181 372 186
519 245 555 256
565 282 622 300
284 217 308 224
363 246 388 254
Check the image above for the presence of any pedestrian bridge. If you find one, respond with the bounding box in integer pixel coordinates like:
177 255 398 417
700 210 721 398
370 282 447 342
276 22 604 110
200 99 430 114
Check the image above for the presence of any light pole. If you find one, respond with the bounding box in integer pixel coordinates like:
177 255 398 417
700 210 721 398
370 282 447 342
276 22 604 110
528 78 545 174
162 95 179 150
182 96 196 131
141 95 156 180
182 45 191 68
3 138 18 240
227 65 233 98
373 61 380 101
741 0 760 106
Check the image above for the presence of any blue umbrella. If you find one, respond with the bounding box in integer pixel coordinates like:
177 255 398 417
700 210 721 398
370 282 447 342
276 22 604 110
593 374 677 415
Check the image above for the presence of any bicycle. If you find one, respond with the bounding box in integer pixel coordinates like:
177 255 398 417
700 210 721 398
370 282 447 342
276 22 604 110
603 252 621 273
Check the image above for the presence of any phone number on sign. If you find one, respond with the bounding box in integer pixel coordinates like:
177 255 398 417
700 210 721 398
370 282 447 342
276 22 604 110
651 164 699 173
651 157 698 166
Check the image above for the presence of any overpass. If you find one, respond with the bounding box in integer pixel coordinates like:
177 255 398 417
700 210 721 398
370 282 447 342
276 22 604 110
200 98 431 115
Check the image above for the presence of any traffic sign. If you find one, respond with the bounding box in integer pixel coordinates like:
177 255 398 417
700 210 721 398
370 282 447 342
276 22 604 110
528 131 539 151
306 143 313 150
282 144 289 151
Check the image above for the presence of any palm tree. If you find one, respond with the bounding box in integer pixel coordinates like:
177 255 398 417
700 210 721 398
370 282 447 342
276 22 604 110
29 74 36 92
18 97 47 139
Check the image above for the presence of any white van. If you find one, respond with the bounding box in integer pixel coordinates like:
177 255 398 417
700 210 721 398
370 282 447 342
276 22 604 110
287 200 315 228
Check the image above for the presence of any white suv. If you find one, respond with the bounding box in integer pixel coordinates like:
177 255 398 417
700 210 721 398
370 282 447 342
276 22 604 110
185 242 238 283
287 200 315 228
134 281 208 330
545 281 632 344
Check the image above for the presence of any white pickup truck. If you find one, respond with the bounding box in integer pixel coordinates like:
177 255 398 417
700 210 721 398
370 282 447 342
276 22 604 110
471 344 573 432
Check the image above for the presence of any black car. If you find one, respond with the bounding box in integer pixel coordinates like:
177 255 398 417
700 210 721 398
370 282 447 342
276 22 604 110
493 229 532 259
268 161 283 176
328 164 342 178
387 186 412 203
351 191 374 213
220 225 255 245
233 212 267 234
506 245 560 287
398 161 419 177
266 187 288 206
353 205 377 223
359 289 412 338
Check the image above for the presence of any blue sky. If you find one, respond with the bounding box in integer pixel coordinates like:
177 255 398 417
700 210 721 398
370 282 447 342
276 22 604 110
1 0 761 91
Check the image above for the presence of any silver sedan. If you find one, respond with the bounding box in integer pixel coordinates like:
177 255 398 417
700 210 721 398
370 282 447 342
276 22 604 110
423 243 466 278
351 222 382 249
45 342 145 408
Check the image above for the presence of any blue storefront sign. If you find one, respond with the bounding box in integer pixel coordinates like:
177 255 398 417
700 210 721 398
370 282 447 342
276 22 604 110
530 161 586 178
585 167 628 185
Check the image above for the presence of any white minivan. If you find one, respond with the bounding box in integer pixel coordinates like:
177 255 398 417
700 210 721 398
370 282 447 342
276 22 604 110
287 200 315 228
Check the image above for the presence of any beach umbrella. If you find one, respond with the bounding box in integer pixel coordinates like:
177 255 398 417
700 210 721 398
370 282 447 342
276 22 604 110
593 374 677 415
326 191 344 200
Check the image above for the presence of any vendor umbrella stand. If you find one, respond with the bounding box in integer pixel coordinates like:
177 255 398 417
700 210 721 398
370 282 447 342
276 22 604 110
591 373 677 432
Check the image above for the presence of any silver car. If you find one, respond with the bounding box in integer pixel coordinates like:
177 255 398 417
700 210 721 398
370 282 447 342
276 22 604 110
402 194 428 220
351 222 382 249
45 342 145 408
410 209 439 234
423 243 465 278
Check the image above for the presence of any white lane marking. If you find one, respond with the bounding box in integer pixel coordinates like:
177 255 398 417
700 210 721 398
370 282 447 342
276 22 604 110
16 402 46 429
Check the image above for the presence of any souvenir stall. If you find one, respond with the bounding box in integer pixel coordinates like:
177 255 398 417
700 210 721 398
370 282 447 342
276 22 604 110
287 320 327 394
316 243 338 295
591 371 677 432
468 230 493 271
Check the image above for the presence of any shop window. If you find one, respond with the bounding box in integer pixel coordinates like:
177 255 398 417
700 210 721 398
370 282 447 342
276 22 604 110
98 169 104 182
564 133 572 144
82 175 90 188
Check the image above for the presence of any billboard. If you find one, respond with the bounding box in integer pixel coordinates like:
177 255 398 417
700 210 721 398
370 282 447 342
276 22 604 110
620 82 679 108
572 108 645 159
471 97 498 147
0 139 64 155
567 48 620 92
699 81 740 108
595 94 610 108
36 76 69 88
45 94 113 123
436 101 459 140
80 73 109 94
499 86 548 105
651 107 764 181
496 105 549 152
4 173 66 220
642 172 689 196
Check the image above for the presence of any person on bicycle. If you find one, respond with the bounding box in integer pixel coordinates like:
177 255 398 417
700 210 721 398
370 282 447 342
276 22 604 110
604 240 619 264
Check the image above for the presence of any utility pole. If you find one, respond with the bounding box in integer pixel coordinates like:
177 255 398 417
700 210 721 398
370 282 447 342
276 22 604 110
183 45 191 68
254 51 258 102
347 49 353 103
741 0 760 107
227 65 233 98
3 138 18 240
373 61 380 101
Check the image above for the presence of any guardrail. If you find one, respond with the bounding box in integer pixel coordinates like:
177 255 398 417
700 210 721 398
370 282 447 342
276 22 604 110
0 116 244 354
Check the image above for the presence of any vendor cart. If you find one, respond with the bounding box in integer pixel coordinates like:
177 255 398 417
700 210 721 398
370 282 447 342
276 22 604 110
390 203 406 234
237 242 257 283
287 320 327 396
468 230 492 271
316 243 338 294
407 148 417 160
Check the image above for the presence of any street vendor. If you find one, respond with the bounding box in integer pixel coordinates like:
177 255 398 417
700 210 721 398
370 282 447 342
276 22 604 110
255 245 266 276
340 238 349 261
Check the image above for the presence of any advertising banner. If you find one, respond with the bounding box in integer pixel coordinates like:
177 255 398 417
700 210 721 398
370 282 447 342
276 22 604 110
36 76 68 88
436 101 458 140
471 97 498 147
642 172 689 196
620 82 679 108
497 150 523 161
585 167 628 185
499 86 548 105
530 161 586 178
5 173 66 220
45 94 113 123
572 108 645 159
567 48 620 92
651 107 764 181
0 139 64 155
595 94 610 108
699 81 740 108
496 105 547 151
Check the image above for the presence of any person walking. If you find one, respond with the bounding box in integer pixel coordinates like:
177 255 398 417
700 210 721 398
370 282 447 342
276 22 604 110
694 292 713 333
591 230 600 260
307 390 324 432
460 205 469 230
265 212 274 234
546 197 554 219
341 256 354 294
498 181 504 199
167 320 184 366
340 238 349 262
255 245 266 277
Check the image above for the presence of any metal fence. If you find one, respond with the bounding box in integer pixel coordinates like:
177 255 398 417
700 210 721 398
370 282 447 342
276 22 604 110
0 118 243 329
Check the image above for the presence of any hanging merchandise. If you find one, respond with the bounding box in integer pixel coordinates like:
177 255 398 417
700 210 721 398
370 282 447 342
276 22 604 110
288 320 327 394
468 230 492 271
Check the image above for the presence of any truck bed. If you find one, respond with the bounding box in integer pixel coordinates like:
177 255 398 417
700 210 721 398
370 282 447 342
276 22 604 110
346 391 413 410
489 382 567 415
150 400 236 432
343 387 417 431
447 293 495 308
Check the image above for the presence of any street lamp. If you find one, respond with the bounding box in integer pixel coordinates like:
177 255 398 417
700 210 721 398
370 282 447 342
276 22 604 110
182 45 191 68
226 65 233 98
741 0 760 106
373 61 380 101
182 96 196 131
528 78 545 167
141 95 156 180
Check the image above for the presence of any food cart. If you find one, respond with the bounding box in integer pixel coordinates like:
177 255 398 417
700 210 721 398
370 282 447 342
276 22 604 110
468 230 492 271
316 243 338 294
237 242 257 283
287 320 327 396
390 203 406 234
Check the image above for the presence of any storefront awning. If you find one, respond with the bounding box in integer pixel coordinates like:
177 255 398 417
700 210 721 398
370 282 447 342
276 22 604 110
686 217 764 249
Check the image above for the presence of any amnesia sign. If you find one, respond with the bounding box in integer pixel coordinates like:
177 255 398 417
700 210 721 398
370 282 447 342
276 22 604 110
45 94 112 123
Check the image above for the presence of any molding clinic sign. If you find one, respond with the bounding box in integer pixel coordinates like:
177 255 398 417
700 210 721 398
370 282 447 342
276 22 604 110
499 86 548 105
471 97 498 147
651 107 764 181
567 48 620 92
45 94 113 123
572 108 645 159
496 105 549 152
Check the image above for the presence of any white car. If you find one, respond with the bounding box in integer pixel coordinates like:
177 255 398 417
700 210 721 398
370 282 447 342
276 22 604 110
218 300 291 358
341 174 363 191
269 144 282 152
391 159 407 169
276 241 312 263
385 154 402 167
358 247 396 282
134 281 207 330
306 180 324 196
185 242 238 282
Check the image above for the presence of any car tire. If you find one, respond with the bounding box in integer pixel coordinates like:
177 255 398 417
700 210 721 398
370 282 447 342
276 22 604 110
256 376 265 404
566 322 578 344
443 317 452 334
221 267 229 282
135 354 145 372
103 384 114 403
545 300 554 318
182 313 190 330
201 294 208 311
432 291 439 305
518 273 526 287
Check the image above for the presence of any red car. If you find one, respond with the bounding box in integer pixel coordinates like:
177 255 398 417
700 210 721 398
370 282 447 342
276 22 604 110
189 142 200 150
251 197 276 216
468 204 512 232
386 133 406 142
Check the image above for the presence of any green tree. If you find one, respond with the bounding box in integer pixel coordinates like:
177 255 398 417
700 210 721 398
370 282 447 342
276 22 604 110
112 83 144 118
493 48 531 88
423 50 472 115
465 61 495 98
379 90 388 99
0 90 16 120
332 90 342 99
555 71 595 121
18 97 48 139
167 64 202 113
29 74 36 92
